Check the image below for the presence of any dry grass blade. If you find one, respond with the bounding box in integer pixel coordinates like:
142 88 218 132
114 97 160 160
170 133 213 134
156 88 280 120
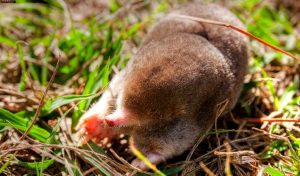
199 162 216 176
1 1 299 175
172 14 300 61
0 88 39 104
240 118 300 123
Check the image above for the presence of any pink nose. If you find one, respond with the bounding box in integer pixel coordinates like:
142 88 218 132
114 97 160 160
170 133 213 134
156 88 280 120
105 118 116 126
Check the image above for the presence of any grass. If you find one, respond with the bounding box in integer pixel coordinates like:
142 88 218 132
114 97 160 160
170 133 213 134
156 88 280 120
0 0 299 175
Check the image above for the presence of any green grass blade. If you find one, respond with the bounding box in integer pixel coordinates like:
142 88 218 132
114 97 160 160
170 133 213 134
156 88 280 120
41 34 55 86
17 43 27 91
0 108 50 142
278 83 297 110
131 144 166 176
264 166 284 176
17 159 54 170
122 23 142 39
43 94 100 114
0 36 16 47
0 159 11 174
261 70 279 110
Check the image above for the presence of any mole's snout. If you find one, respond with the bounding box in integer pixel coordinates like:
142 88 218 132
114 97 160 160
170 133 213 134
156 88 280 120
105 109 139 127
105 109 129 127
105 117 116 126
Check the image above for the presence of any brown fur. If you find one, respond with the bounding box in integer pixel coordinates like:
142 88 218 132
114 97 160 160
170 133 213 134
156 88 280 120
119 3 248 162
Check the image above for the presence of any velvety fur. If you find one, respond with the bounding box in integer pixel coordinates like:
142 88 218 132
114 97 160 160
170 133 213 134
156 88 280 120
76 2 249 170
122 3 248 163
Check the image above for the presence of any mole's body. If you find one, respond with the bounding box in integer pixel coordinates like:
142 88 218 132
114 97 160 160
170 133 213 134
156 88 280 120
76 3 248 170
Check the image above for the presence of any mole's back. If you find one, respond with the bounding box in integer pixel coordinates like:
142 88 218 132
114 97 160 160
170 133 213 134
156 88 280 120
136 3 249 108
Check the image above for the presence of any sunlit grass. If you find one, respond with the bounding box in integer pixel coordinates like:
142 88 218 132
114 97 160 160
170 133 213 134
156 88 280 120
0 0 299 175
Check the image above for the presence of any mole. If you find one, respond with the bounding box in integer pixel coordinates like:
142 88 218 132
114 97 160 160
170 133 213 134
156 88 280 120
75 2 249 170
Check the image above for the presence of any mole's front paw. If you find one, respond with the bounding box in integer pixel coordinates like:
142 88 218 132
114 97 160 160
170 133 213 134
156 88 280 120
75 114 116 145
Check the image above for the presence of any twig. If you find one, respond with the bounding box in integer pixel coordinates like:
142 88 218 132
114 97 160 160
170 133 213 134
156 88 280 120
172 14 300 61
83 167 98 176
214 150 256 156
19 60 59 141
224 142 232 176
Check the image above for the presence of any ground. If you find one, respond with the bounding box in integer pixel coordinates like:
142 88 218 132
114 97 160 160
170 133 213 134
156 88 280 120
0 0 299 175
